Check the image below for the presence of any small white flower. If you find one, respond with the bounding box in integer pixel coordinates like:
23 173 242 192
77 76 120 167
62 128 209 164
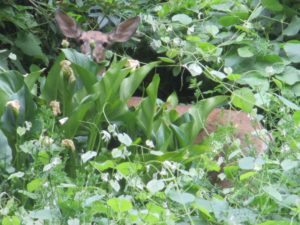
108 124 117 136
59 117 68 125
111 148 124 159
126 59 140 70
146 140 155 148
101 173 109 182
109 180 120 192
101 130 111 142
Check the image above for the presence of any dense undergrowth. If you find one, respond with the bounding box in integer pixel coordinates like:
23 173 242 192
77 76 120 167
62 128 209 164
1 1 300 224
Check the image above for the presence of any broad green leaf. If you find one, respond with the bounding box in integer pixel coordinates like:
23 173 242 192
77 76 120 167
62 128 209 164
41 53 65 101
240 171 257 181
107 198 133 212
187 96 228 143
15 31 48 64
237 46 254 58
27 178 44 192
116 162 142 176
167 190 195 205
120 62 158 101
283 16 300 36
263 186 283 201
219 15 239 26
0 129 12 169
146 179 165 193
261 0 283 12
283 42 300 63
172 14 192 25
62 48 100 78
2 216 21 225
91 160 114 172
231 88 255 113
137 75 160 138
276 94 300 110
293 110 300 125
238 157 255 170
29 209 59 220
281 159 298 171
276 66 300 85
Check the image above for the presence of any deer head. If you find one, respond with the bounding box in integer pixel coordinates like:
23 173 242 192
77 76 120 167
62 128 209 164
55 10 140 63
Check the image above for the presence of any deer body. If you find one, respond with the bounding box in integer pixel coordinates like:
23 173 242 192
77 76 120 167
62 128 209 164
55 10 270 155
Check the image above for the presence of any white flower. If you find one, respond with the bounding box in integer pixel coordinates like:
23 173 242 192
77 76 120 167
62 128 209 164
146 140 155 148
6 100 20 113
101 130 111 142
101 173 109 182
126 59 140 70
59 117 68 125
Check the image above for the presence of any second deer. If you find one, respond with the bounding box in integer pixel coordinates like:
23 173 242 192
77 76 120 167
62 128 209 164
55 10 271 155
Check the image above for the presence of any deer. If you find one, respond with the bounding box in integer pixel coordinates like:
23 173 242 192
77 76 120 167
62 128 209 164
55 10 271 186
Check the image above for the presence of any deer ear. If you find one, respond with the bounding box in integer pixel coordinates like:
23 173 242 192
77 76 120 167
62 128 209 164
55 10 82 39
109 16 140 42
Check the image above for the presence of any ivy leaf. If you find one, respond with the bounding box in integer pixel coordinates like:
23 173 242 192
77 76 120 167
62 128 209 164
172 14 192 25
231 88 255 113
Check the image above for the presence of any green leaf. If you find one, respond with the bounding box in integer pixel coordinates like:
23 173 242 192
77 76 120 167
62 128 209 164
276 66 300 85
107 198 133 212
219 15 239 26
231 88 255 113
263 186 283 201
116 162 142 176
0 129 12 169
27 178 44 192
158 57 175 63
281 159 298 171
261 0 283 12
237 46 254 58
172 14 192 25
167 191 195 205
15 31 48 64
91 160 114 172
146 179 165 194
238 157 255 170
276 95 300 110
293 110 300 125
2 216 21 225
137 75 160 138
187 96 228 143
283 16 300 36
283 42 300 63
120 62 158 101
240 171 257 181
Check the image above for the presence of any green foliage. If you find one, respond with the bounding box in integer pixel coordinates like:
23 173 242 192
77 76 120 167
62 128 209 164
0 1 300 225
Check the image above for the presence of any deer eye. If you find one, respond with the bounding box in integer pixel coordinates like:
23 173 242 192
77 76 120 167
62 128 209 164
102 42 108 48
79 39 84 45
